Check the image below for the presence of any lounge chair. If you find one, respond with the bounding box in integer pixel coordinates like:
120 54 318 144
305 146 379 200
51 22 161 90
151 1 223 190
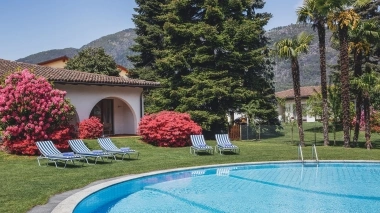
68 139 113 164
190 135 214 155
215 134 240 154
36 141 85 168
97 137 139 160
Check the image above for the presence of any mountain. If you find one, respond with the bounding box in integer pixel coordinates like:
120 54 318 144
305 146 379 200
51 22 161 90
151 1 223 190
16 48 79 64
17 24 338 91
17 28 137 68
266 24 339 91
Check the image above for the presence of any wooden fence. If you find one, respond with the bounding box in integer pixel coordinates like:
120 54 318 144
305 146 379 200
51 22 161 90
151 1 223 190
228 125 240 140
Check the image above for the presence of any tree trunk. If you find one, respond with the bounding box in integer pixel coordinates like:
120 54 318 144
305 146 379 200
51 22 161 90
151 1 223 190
363 91 372 149
339 26 351 148
291 58 305 146
318 24 329 146
353 51 363 147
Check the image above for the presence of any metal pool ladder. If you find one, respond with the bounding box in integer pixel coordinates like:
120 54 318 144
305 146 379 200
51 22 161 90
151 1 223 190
298 144 319 163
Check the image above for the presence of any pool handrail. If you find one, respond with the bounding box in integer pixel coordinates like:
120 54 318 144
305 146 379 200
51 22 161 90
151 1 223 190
298 144 304 163
312 144 319 163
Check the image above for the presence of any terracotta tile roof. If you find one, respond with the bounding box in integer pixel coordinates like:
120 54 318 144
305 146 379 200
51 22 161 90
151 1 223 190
0 58 160 87
275 86 321 99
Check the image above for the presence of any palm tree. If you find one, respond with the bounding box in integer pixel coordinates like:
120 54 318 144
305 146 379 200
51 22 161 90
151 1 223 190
272 32 314 147
297 0 330 146
351 71 380 149
317 0 365 147
348 20 379 146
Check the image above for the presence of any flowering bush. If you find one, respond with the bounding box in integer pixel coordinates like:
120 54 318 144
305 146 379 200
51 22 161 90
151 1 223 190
352 109 380 132
78 116 103 139
138 111 202 147
0 69 76 155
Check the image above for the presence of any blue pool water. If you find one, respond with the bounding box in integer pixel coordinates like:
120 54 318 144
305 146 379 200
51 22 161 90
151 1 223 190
74 162 380 212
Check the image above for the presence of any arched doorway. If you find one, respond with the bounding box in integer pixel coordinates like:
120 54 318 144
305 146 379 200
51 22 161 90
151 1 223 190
90 99 114 135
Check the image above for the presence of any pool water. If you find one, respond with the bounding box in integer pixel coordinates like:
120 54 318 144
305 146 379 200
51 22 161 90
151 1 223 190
74 162 380 213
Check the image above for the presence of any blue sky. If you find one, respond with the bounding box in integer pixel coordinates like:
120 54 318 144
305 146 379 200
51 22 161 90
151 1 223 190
0 0 303 61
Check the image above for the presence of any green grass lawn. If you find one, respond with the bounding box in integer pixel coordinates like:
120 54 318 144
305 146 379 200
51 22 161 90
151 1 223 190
1 123 380 213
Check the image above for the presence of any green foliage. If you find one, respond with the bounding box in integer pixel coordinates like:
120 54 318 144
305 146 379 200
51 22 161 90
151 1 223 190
65 47 119 76
133 0 277 137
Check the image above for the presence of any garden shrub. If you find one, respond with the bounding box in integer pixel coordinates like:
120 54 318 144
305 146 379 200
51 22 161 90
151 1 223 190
138 111 202 147
0 69 76 155
78 116 103 139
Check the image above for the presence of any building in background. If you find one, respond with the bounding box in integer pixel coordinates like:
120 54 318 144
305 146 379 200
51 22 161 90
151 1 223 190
275 86 321 122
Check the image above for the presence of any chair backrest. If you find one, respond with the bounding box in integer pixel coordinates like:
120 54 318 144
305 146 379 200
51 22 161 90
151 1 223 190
36 141 62 156
97 138 119 151
215 134 232 146
190 135 207 147
68 139 91 153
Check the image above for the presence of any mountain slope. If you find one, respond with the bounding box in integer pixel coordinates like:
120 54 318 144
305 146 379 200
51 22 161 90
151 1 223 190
17 29 137 68
266 24 338 91
16 48 78 64
16 24 338 91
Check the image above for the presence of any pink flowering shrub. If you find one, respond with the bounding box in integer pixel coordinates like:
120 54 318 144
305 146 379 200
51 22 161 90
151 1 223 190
78 116 103 139
138 111 202 147
0 69 76 155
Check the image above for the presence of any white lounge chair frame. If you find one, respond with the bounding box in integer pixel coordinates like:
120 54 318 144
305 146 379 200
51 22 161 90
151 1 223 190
36 141 85 169
97 137 139 160
68 139 113 165
215 134 240 155
190 135 214 155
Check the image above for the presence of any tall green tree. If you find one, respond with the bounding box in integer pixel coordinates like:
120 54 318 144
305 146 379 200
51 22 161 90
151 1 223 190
129 0 168 81
64 47 119 76
272 32 314 146
148 0 276 136
348 20 379 145
297 0 330 146
352 71 380 148
317 0 365 147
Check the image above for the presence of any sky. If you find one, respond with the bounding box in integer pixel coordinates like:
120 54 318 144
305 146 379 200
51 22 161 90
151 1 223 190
0 0 303 61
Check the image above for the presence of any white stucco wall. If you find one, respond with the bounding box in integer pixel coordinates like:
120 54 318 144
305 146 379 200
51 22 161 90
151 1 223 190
281 99 316 122
54 84 143 134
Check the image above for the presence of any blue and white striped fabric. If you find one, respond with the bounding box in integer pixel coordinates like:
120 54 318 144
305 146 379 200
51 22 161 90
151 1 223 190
215 134 240 154
69 139 107 155
36 141 72 158
190 135 213 155
215 134 238 148
190 135 211 148
36 140 84 168
97 137 139 160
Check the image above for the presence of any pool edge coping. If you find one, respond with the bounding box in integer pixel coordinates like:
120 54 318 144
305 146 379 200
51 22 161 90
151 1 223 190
51 160 380 213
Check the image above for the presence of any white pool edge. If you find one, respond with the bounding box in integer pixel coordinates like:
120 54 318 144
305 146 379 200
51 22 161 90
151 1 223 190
52 160 380 213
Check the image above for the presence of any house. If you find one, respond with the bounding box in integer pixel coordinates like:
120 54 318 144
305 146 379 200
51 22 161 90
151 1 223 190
37 55 130 77
275 86 321 122
0 58 160 135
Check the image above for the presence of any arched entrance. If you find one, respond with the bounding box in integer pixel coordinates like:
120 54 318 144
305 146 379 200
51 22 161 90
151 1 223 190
90 99 114 135
89 98 137 136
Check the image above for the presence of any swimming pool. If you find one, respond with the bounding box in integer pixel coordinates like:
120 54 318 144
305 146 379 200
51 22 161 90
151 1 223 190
67 161 380 212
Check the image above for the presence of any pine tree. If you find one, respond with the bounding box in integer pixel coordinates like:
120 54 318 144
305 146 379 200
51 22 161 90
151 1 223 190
128 0 167 81
147 0 277 136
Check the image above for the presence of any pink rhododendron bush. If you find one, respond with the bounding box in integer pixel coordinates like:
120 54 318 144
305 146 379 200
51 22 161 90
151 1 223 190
78 116 103 139
0 69 76 155
138 111 202 147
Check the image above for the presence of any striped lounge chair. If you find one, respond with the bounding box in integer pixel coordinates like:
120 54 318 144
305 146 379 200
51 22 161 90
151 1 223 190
97 137 139 160
190 135 214 155
215 134 240 154
36 140 85 168
68 139 113 164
